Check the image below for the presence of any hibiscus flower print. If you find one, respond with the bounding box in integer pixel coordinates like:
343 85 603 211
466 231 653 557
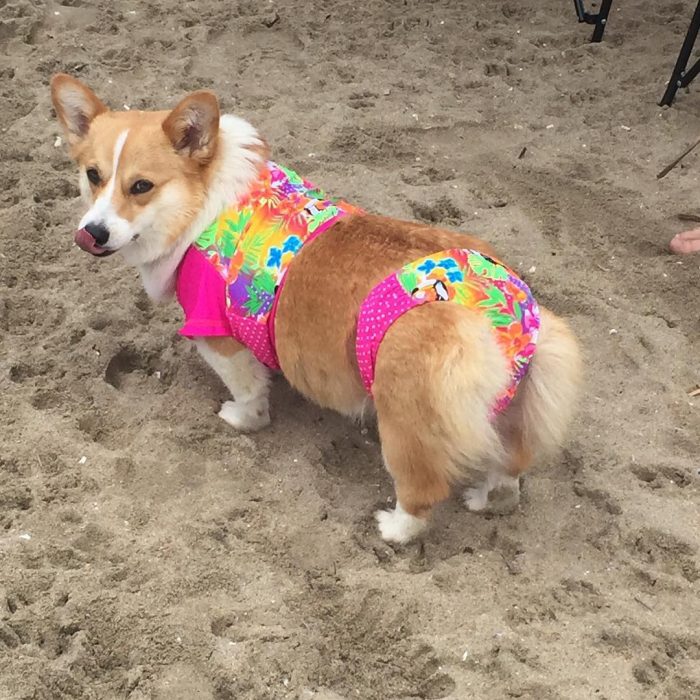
193 161 362 341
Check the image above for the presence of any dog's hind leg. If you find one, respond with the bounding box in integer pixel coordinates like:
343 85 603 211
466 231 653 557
463 468 521 514
374 421 452 544
371 304 509 543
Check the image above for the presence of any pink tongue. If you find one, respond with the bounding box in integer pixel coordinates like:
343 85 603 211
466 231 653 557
74 227 106 255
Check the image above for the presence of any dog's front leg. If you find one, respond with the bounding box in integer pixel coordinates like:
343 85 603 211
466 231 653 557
195 336 271 432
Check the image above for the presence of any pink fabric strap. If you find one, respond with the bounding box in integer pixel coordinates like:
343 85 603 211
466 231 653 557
265 224 332 366
356 275 418 394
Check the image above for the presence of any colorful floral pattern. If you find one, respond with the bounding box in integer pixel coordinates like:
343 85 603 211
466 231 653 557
192 162 362 368
356 249 540 415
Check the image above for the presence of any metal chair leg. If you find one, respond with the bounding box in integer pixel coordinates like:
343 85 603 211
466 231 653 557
591 0 613 42
573 0 614 42
659 1 700 106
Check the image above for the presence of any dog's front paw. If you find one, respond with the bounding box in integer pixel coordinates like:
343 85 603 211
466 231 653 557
218 398 270 432
374 506 427 544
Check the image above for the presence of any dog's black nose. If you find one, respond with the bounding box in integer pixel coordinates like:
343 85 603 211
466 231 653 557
84 222 110 246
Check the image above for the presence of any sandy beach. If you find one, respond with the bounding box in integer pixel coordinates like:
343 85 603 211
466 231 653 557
1 1 699 698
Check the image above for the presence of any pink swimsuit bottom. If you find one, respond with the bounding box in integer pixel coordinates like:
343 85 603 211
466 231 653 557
355 249 539 414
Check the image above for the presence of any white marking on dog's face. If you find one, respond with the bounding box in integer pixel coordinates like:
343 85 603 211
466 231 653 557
78 129 132 249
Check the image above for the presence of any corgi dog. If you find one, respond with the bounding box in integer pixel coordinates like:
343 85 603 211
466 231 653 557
51 74 582 544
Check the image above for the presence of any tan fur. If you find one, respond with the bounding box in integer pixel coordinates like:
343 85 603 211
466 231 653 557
203 335 245 358
162 90 220 163
247 138 271 162
373 304 509 517
51 74 107 145
87 114 205 233
497 309 582 475
51 76 224 248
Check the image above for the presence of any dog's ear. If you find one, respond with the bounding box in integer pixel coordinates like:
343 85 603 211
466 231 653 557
51 74 108 146
162 91 220 163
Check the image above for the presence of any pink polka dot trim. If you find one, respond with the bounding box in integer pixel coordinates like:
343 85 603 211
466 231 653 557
356 275 421 395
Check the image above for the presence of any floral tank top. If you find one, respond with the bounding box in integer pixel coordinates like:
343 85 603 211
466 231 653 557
189 161 362 368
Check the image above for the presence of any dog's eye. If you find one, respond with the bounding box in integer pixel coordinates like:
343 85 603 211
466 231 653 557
86 168 101 186
130 179 154 195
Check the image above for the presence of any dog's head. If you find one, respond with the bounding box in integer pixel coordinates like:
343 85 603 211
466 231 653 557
51 74 223 266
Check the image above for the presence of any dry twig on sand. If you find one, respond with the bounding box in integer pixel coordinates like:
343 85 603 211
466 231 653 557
657 136 700 179
677 213 700 222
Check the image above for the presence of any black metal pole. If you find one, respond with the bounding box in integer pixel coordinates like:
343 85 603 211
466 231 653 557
591 0 614 42
573 0 614 42
659 1 700 106
681 56 700 87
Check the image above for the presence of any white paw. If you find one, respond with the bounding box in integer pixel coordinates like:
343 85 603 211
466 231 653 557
218 398 270 432
375 505 427 544
464 486 489 512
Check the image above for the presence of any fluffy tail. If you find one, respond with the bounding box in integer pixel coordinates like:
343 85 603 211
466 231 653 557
506 308 582 467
